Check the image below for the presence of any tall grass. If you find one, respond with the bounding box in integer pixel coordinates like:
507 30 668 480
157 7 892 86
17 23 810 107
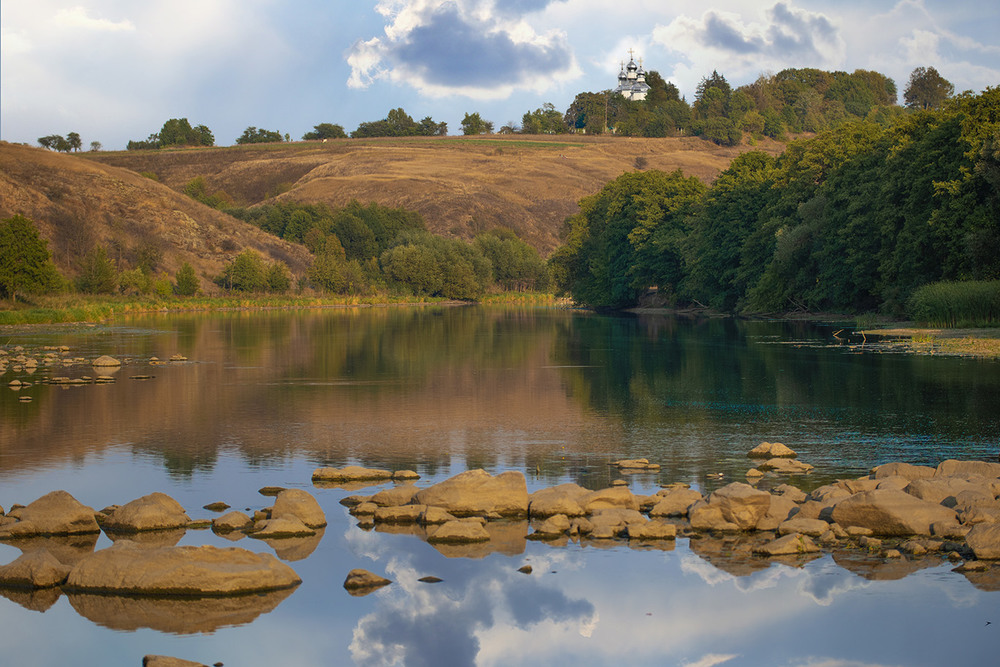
908 280 1000 327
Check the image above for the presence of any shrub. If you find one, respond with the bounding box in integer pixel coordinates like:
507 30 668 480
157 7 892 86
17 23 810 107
175 262 200 296
76 246 118 294
908 280 1000 327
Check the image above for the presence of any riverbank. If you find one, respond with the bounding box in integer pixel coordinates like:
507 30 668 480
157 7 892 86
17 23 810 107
0 292 563 326
860 327 1000 359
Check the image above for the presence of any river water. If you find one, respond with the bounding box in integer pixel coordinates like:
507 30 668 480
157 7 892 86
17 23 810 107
1 306 999 666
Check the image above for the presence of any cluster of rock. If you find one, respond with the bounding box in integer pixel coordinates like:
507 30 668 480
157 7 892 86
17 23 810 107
329 455 1000 579
0 488 315 598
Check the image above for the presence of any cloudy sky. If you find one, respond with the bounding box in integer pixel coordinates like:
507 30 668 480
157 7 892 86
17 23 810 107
2 1 998 149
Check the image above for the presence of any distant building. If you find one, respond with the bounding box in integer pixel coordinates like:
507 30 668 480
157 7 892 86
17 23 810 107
615 50 650 101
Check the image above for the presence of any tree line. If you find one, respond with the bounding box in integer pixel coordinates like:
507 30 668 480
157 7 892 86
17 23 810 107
549 87 1000 317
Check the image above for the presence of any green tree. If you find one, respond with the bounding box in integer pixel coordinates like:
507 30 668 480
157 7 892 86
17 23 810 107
236 127 285 144
90 141 102 152
474 229 550 291
521 103 568 134
66 132 82 152
217 249 268 292
174 262 200 296
903 66 954 110
461 112 494 135
266 261 291 293
76 246 118 294
302 123 347 140
0 215 63 302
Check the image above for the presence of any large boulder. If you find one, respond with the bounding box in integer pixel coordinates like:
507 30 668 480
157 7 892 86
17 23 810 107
627 520 677 541
580 487 639 513
0 491 100 536
688 501 739 532
747 442 798 458
830 489 957 536
0 550 72 588
777 517 831 537
271 489 326 528
370 485 421 508
649 488 703 518
755 495 801 531
936 460 1000 479
250 516 316 539
101 492 189 533
528 484 589 518
966 524 1000 560
904 477 992 507
757 458 814 474
708 483 772 530
414 470 528 517
426 519 491 543
212 511 253 533
65 542 300 595
872 462 935 481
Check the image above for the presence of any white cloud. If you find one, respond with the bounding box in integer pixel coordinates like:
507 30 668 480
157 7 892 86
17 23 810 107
682 654 741 667
53 6 134 32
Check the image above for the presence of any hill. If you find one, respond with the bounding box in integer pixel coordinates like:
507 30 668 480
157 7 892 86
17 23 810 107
0 142 313 292
87 134 786 255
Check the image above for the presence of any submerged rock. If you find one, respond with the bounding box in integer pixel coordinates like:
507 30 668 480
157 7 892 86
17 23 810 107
747 442 798 458
91 355 121 368
312 466 393 483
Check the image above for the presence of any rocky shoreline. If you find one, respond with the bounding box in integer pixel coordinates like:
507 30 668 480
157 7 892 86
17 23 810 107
3 447 1000 665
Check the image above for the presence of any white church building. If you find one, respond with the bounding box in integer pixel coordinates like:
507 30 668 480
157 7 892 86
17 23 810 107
615 51 651 101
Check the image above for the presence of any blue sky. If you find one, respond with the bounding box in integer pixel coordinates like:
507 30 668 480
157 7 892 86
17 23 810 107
2 0 998 149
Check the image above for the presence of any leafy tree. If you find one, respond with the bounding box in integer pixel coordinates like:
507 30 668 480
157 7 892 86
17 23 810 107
174 262 200 296
474 229 550 291
216 249 268 292
90 141 102 152
302 123 347 140
183 177 233 209
76 246 118 294
38 135 71 152
266 261 291 293
66 132 82 152
351 108 447 138
461 112 494 135
521 103 568 134
0 215 63 302
236 127 285 144
127 119 213 149
903 66 954 110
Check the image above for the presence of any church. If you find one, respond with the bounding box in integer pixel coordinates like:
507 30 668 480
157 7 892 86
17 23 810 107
615 51 650 101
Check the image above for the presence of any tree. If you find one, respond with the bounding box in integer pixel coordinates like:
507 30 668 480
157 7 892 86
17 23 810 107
76 246 118 294
266 262 291 293
38 135 71 152
66 132 82 152
216 249 268 292
461 112 494 135
174 262 200 296
904 66 954 110
90 141 102 152
0 215 63 302
302 123 347 140
236 127 285 144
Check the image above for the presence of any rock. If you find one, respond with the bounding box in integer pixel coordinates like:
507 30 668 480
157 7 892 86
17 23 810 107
528 483 589 518
830 489 958 536
648 488 703 518
0 550 72 588
745 468 764 479
65 542 301 595
250 515 316 538
872 462 936 481
392 470 420 481
271 489 326 528
774 484 808 503
530 515 572 539
517 565 533 574
809 484 853 504
414 469 528 517
419 507 457 525
753 533 820 556
370 484 421 507
883 549 902 559
610 480 628 487
312 466 393 483
143 656 208 667
418 576 443 583
708 483 772 530
627 520 677 540
343 568 392 594
374 506 426 524
613 458 660 470
875 476 911 491
747 442 798 458
778 517 830 537
756 494 800 531
427 519 491 544
102 492 190 533
688 501 739 532
91 355 121 368
580 487 639 513
212 511 253 533
936 459 1000 479
258 486 285 496
757 458 814 474
0 491 100 537
349 502 378 517
202 502 230 512
904 477 992 507
966 524 1000 559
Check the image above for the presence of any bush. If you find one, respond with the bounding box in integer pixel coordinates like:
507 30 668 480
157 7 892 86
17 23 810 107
216 250 267 292
175 262 200 296
76 246 118 294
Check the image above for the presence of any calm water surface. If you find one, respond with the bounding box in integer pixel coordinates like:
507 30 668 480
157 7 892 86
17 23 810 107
2 306 999 666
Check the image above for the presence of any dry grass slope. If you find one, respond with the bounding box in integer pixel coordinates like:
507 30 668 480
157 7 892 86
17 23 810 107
0 142 313 292
88 134 786 255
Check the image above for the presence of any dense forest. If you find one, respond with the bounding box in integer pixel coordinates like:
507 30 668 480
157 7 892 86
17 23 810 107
549 87 1000 319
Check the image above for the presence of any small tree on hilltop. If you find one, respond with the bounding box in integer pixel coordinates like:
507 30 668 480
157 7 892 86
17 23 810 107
0 215 63 302
904 66 954 110
302 123 347 140
461 112 494 135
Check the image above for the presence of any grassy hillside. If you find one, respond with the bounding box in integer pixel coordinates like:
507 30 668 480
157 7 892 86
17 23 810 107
0 142 313 293
87 134 786 255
